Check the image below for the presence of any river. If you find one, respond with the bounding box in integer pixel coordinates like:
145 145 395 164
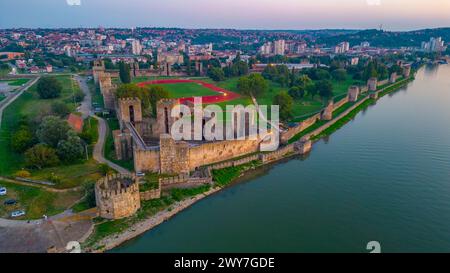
112 64 450 253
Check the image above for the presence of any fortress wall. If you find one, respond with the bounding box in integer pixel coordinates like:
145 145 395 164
260 144 296 163
333 96 349 111
301 96 371 142
140 188 161 201
377 79 389 87
280 113 321 144
209 154 260 170
188 139 260 170
134 148 160 173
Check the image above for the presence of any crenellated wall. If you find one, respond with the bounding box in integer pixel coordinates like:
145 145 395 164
95 174 141 220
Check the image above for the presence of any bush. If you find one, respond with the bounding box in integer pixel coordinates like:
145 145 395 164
11 127 34 152
57 132 85 163
15 170 31 178
36 116 71 148
25 144 60 169
51 101 70 117
37 77 62 99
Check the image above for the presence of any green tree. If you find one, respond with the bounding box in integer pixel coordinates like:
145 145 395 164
57 131 85 163
119 61 131 83
237 74 268 98
208 67 225 82
51 101 70 117
288 86 305 100
25 144 60 169
11 127 34 152
316 80 334 100
331 69 347 81
37 77 62 99
273 91 294 121
306 83 318 99
36 116 71 148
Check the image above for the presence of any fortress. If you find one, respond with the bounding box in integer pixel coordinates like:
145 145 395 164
92 61 413 220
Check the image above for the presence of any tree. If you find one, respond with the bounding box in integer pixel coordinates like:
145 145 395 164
288 86 305 100
237 74 268 98
331 69 347 81
11 127 34 152
51 101 70 117
116 84 169 116
148 86 170 116
37 77 62 99
36 116 71 148
294 74 312 88
25 144 60 169
273 91 294 121
57 131 85 163
119 61 131 83
208 67 225 82
306 83 318 99
316 80 334 100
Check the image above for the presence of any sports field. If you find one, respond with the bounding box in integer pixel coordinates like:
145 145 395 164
137 79 241 104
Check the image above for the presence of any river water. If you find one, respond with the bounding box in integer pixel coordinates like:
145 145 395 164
112 64 450 253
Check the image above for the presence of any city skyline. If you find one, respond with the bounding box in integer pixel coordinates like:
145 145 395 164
1 0 450 30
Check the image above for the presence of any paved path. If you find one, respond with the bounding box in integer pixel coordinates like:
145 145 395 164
74 75 130 175
91 115 131 175
74 75 92 119
0 77 39 129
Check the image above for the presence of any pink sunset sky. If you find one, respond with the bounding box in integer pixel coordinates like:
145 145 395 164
1 0 450 30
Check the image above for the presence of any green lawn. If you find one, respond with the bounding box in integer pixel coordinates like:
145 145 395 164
0 180 83 219
0 93 5 102
152 82 218 98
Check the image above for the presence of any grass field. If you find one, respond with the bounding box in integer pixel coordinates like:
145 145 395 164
0 180 83 219
151 82 218 98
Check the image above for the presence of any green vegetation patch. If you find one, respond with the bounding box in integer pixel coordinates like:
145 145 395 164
0 78 30 86
0 180 83 219
212 160 262 187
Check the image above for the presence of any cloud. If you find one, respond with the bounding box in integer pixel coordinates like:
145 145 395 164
66 0 81 6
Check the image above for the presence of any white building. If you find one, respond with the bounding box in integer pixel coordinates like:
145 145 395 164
131 39 143 55
274 40 286 55
421 37 447 52
334 42 350 54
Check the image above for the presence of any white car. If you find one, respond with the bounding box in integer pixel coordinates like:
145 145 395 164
0 187 6 196
11 210 26 218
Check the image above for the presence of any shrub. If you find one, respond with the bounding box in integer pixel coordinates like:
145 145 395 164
37 77 62 99
25 144 60 169
15 170 31 178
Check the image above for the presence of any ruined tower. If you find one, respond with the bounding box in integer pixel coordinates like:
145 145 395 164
348 86 360 102
118 98 143 125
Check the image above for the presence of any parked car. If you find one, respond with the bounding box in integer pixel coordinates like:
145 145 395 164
0 187 6 196
4 199 17 205
136 172 146 177
11 210 26 218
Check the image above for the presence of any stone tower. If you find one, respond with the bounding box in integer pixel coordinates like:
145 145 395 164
389 72 398 84
95 174 141 220
367 78 378 92
98 72 116 110
321 101 333 121
159 134 190 174
92 60 105 84
348 86 360 102
403 65 411 78
156 99 179 135
118 98 143 125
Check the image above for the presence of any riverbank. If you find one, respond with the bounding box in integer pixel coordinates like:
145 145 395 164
83 75 414 253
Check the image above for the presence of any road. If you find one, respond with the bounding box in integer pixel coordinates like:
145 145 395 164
75 76 131 175
0 77 39 129
74 75 92 119
91 115 131 175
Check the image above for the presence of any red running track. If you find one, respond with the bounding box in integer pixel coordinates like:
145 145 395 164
137 79 240 104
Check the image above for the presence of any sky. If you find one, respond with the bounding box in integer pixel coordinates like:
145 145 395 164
1 0 450 30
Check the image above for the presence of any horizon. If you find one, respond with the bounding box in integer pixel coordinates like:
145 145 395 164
1 0 450 31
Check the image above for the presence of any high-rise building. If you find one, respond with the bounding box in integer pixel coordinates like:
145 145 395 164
422 37 447 52
259 42 273 55
131 39 142 55
334 42 350 54
274 40 286 55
